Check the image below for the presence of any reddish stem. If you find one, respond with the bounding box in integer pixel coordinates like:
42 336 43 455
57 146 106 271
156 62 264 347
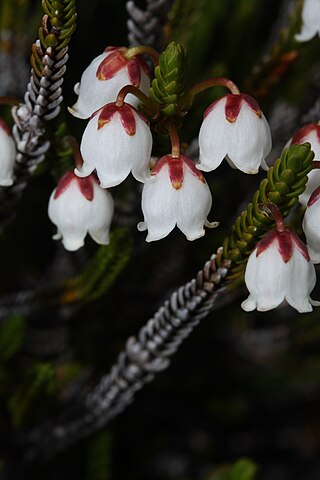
189 77 241 97
312 161 320 169
67 136 83 169
166 121 180 159
0 96 21 106
262 203 285 232
115 85 159 115
123 45 159 67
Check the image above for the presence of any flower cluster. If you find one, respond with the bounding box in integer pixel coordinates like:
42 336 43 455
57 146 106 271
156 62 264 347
49 44 272 250
45 38 319 316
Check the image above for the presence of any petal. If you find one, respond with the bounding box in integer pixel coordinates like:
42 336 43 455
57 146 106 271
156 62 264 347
243 240 288 311
80 113 132 188
89 228 110 245
128 111 153 183
87 185 114 242
198 97 228 171
302 200 320 263
295 0 320 42
48 180 93 251
62 233 86 252
226 105 272 174
0 124 16 186
285 247 317 312
139 164 177 241
176 167 213 240
241 294 257 312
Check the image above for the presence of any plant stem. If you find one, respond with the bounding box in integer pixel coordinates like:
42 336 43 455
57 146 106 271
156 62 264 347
124 45 160 66
262 202 285 232
179 77 240 110
115 85 159 116
166 120 180 158
66 136 83 169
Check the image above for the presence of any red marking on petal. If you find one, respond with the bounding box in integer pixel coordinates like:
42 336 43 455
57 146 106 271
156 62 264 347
277 230 293 263
292 231 310 261
203 97 223 119
225 94 243 123
96 50 127 80
292 123 320 145
182 155 206 184
307 186 320 207
128 104 149 125
119 104 136 135
98 103 118 129
54 171 76 199
168 156 184 190
242 94 262 118
137 56 152 78
77 176 94 201
0 118 11 136
151 155 170 175
127 57 141 87
256 230 278 257
104 46 124 53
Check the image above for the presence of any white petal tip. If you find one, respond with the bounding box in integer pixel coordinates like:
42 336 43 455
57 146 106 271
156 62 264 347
205 220 219 229
67 105 89 120
137 221 147 232
185 229 206 241
74 82 80 95
0 178 14 187
62 239 85 251
241 296 256 312
74 166 92 178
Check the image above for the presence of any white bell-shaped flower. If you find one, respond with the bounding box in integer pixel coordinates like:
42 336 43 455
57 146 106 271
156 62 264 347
198 93 272 174
48 171 114 251
302 186 320 263
138 154 217 242
287 123 320 206
295 0 320 42
0 118 15 186
77 103 152 188
69 47 151 119
241 228 319 313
